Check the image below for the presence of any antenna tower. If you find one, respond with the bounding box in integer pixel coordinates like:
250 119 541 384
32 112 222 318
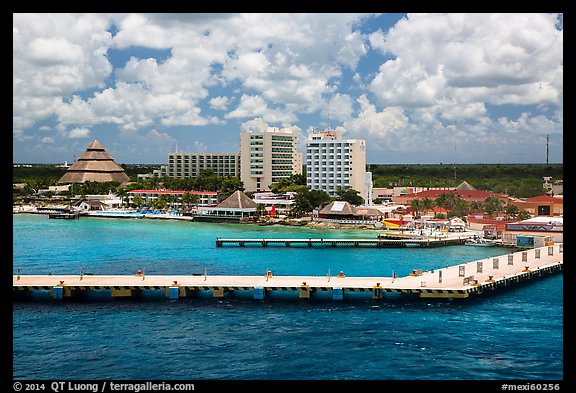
546 134 549 164
453 140 457 180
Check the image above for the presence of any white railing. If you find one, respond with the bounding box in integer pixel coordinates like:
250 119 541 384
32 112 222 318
314 217 380 225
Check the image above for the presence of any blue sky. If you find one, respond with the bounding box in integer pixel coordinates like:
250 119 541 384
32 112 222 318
13 13 563 164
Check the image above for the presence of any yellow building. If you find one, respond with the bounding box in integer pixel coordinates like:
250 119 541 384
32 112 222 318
240 127 302 192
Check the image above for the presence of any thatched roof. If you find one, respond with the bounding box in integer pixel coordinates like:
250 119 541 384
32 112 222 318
318 200 356 215
58 140 130 184
216 190 257 209
354 206 382 216
456 181 475 190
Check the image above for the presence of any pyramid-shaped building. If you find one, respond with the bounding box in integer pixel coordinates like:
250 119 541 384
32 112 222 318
455 180 476 191
58 140 130 184
215 190 258 210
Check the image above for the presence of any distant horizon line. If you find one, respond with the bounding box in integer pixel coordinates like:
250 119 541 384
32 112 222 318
13 162 564 166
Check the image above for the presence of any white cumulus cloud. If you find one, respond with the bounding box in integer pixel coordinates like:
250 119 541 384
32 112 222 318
68 127 91 139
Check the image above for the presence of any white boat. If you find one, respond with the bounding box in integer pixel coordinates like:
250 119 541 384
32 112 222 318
87 210 144 219
465 237 495 247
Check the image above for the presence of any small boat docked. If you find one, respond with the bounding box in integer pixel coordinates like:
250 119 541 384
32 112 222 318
465 237 495 247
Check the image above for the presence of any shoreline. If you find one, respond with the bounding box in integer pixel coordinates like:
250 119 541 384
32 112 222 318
14 210 486 243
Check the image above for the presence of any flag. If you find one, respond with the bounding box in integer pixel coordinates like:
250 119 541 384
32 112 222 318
270 205 276 216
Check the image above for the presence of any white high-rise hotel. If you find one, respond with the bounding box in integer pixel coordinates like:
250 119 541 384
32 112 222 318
306 130 370 204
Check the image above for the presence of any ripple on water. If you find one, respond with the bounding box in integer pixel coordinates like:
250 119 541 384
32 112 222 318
12 215 564 380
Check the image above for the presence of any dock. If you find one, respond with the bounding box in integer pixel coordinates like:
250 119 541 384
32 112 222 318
48 212 79 219
215 236 469 248
13 244 562 301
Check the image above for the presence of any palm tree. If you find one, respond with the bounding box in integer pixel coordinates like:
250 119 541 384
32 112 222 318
504 204 520 220
132 196 145 209
484 196 505 218
189 194 200 212
171 195 182 211
181 192 193 212
256 203 267 218
421 197 434 215
409 198 423 218
469 201 484 213
435 191 460 211
157 194 170 211
116 187 129 209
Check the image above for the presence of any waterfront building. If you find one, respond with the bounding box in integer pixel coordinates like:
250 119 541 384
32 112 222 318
127 189 219 207
252 191 296 215
153 152 240 179
58 140 130 184
305 130 367 203
407 217 466 232
372 187 394 202
315 200 382 225
195 190 257 221
392 185 507 206
508 195 563 217
503 216 563 244
48 185 71 194
74 199 109 212
466 215 512 239
240 127 302 192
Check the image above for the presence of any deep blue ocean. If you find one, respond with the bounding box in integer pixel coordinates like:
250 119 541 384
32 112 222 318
12 214 564 381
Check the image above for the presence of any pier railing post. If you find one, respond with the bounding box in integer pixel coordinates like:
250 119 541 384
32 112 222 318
299 282 311 299
254 287 265 300
332 287 343 301
372 283 383 299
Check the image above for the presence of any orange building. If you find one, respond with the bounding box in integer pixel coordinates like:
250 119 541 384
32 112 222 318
508 195 563 217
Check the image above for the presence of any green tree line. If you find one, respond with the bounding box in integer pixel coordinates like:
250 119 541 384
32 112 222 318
368 163 562 198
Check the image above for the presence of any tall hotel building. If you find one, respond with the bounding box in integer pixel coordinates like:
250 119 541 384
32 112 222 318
153 152 240 178
240 127 302 192
306 130 368 202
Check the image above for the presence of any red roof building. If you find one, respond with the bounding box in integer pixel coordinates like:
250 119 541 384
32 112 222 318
508 195 563 217
393 189 507 205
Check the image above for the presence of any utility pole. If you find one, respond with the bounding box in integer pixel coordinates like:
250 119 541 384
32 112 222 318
546 134 549 164
453 140 457 180
327 96 331 131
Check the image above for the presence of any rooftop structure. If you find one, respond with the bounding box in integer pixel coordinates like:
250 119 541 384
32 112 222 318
196 190 258 221
507 195 563 217
392 185 507 205
58 140 130 184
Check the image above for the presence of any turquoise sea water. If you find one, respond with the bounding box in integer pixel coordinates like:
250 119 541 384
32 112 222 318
12 214 563 381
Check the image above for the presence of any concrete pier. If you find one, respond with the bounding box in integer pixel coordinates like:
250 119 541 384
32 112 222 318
215 236 469 248
13 244 563 301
